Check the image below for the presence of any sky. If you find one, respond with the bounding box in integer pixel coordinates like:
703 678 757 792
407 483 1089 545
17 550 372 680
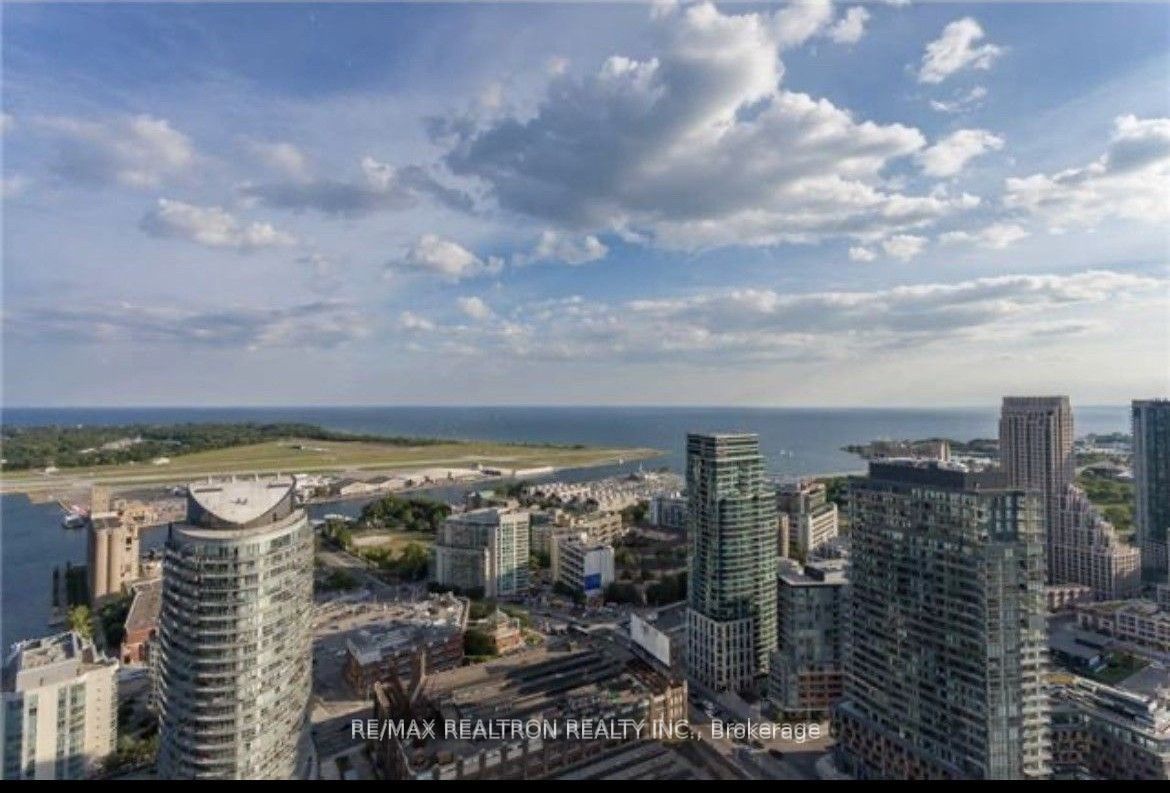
2 1 1168 407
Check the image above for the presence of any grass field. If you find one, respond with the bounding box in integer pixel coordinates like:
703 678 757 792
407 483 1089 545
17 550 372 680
349 530 433 555
0 437 661 496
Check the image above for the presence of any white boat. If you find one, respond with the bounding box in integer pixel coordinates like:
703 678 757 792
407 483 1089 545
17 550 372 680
61 506 88 529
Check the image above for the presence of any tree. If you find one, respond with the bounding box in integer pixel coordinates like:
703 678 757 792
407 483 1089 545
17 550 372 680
358 494 450 533
621 502 648 526
553 580 586 605
99 594 133 648
464 628 496 657
469 599 498 620
605 582 642 606
68 605 93 639
395 542 430 580
320 570 359 591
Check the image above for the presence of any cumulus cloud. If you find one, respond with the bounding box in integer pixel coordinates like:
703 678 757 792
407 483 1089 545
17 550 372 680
930 85 988 114
39 114 195 189
437 2 973 251
515 230 609 266
773 0 835 49
389 234 503 282
848 246 876 262
241 156 472 217
5 300 367 350
916 128 1004 177
1004 114 1170 230
140 198 296 252
398 311 436 332
247 140 310 178
881 234 927 260
939 222 1029 249
456 296 494 320
396 270 1164 364
918 18 1002 84
828 7 870 45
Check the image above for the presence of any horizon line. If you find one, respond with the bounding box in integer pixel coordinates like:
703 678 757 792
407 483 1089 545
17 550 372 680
1 402 1142 411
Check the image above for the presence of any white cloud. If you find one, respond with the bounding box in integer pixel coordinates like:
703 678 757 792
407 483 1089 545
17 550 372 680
456 296 494 320
6 300 367 350
516 230 609 266
241 155 471 217
881 234 927 260
140 198 296 252
248 140 309 178
930 85 988 114
390 234 503 282
773 0 834 49
828 7 870 45
918 18 1003 84
939 222 1029 249
396 270 1165 364
440 3 975 252
398 311 435 332
848 246 876 262
1004 115 1170 231
39 114 195 189
547 56 570 76
916 128 1004 177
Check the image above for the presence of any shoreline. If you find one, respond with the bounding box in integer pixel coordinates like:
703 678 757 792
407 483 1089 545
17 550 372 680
0 448 666 503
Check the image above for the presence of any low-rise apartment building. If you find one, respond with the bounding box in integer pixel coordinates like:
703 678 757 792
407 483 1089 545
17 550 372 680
551 533 615 598
1076 600 1170 654
342 594 469 695
1051 676 1170 780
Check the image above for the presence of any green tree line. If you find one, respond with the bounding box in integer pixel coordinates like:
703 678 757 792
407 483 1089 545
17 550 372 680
1 422 447 471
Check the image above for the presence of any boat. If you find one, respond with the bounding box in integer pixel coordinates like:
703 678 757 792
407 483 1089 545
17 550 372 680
60 505 89 529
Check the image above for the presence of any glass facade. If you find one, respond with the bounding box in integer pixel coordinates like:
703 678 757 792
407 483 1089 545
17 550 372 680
686 433 778 694
156 484 313 780
1134 400 1170 583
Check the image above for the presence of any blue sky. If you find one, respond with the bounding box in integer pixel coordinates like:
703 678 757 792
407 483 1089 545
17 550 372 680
3 1 1168 406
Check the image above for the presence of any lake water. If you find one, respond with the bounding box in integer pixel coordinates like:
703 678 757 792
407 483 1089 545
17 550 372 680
1 404 1131 649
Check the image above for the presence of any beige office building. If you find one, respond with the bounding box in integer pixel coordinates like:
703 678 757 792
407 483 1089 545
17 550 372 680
431 508 530 598
776 480 838 561
2 632 118 780
999 396 1075 580
1051 485 1141 601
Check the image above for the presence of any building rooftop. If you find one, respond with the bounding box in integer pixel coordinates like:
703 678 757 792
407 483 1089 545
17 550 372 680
1080 599 1167 618
778 558 848 586
377 647 682 776
864 459 1011 491
187 476 295 525
3 631 112 692
90 511 123 530
346 594 469 666
124 578 163 637
1054 675 1170 739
